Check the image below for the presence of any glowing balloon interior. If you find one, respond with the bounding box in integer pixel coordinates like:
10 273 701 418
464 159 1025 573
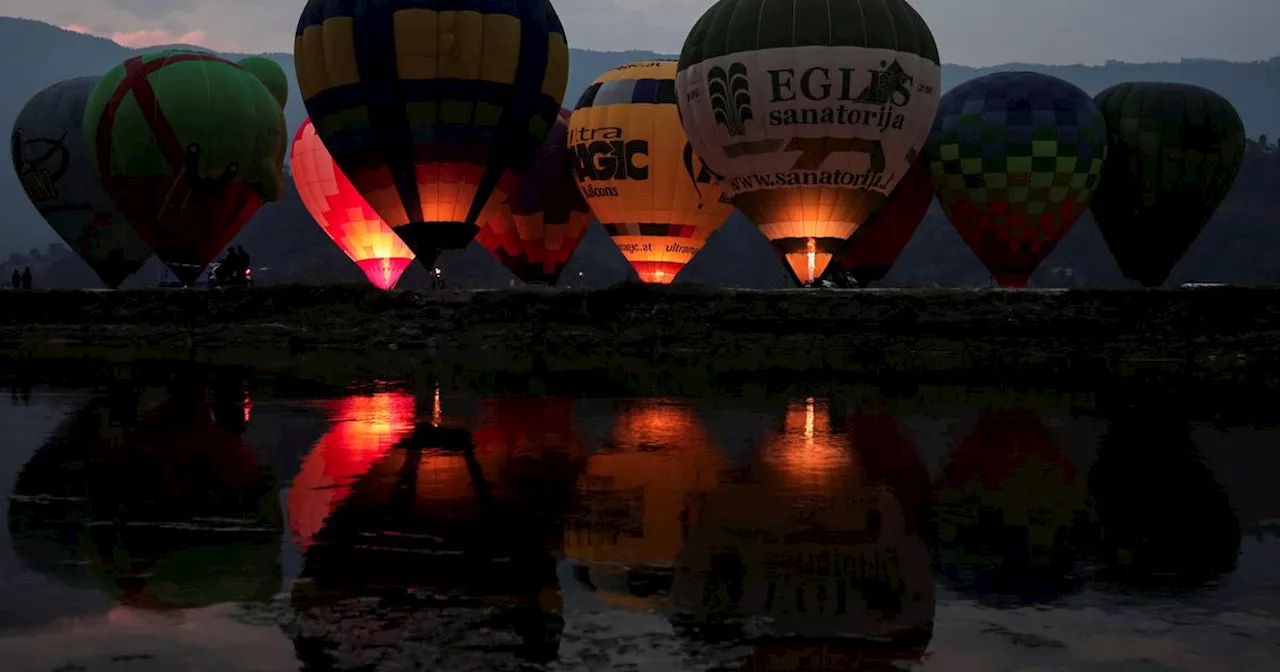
291 118 415 290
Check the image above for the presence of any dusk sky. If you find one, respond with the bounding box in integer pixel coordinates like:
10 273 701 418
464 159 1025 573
0 0 1277 66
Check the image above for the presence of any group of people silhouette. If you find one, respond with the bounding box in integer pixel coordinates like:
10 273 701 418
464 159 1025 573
223 246 250 273
9 267 32 289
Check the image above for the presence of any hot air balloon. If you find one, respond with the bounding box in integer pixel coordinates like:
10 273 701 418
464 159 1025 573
926 71 1107 287
82 50 288 285
475 109 591 284
294 0 570 272
675 0 942 286
569 60 734 284
1090 83 1246 287
291 118 416 290
10 76 152 289
829 154 933 286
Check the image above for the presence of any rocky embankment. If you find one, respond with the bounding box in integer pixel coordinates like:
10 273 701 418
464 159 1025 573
1 284 1279 395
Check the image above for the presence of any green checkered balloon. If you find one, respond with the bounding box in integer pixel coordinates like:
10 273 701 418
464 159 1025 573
1090 82 1245 287
926 71 1107 287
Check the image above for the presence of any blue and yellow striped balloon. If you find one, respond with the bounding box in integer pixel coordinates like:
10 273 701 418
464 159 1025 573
294 0 569 269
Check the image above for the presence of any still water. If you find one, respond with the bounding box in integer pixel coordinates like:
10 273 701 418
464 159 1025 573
0 380 1277 671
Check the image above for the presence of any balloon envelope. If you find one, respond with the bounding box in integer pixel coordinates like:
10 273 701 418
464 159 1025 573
1090 82 1246 287
294 0 570 271
83 50 288 285
476 109 591 284
291 118 415 290
570 60 734 284
926 71 1107 287
676 0 942 285
10 76 151 288
832 153 933 286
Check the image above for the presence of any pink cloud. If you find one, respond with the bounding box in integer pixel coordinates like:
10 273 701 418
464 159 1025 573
60 25 213 49
111 29 211 48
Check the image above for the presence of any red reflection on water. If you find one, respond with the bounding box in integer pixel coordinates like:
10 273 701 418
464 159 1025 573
940 410 1078 492
288 391 416 550
104 387 261 500
933 410 1090 600
292 394 584 548
90 386 280 612
470 397 586 501
388 396 586 519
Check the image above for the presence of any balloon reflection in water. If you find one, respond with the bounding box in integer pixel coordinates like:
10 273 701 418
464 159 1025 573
7 385 283 612
565 400 727 609
758 397 853 489
671 398 934 659
287 395 585 667
932 410 1093 603
1089 416 1241 588
288 391 417 550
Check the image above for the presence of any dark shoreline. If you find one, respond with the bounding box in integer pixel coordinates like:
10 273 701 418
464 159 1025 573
2 284 1279 405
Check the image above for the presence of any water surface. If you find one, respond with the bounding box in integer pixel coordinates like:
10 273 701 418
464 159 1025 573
0 380 1277 671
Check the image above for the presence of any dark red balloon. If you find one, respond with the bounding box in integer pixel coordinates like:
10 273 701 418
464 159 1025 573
835 156 933 286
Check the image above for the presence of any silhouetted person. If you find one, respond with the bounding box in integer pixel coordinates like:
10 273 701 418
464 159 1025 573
20 267 32 289
9 269 18 289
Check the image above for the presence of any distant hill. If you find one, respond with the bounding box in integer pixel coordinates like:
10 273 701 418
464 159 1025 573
2 17 1278 288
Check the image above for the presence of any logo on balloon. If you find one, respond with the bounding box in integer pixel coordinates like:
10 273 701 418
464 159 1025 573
569 126 649 185
11 129 69 202
707 63 753 137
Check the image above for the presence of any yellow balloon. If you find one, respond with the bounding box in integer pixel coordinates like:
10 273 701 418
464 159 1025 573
568 60 734 284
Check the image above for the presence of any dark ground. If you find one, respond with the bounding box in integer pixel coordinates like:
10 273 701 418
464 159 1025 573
1 284 1278 404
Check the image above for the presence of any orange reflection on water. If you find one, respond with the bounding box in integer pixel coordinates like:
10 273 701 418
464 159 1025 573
430 383 441 427
759 397 854 488
350 397 586 521
672 402 937 645
566 400 726 571
288 392 416 550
